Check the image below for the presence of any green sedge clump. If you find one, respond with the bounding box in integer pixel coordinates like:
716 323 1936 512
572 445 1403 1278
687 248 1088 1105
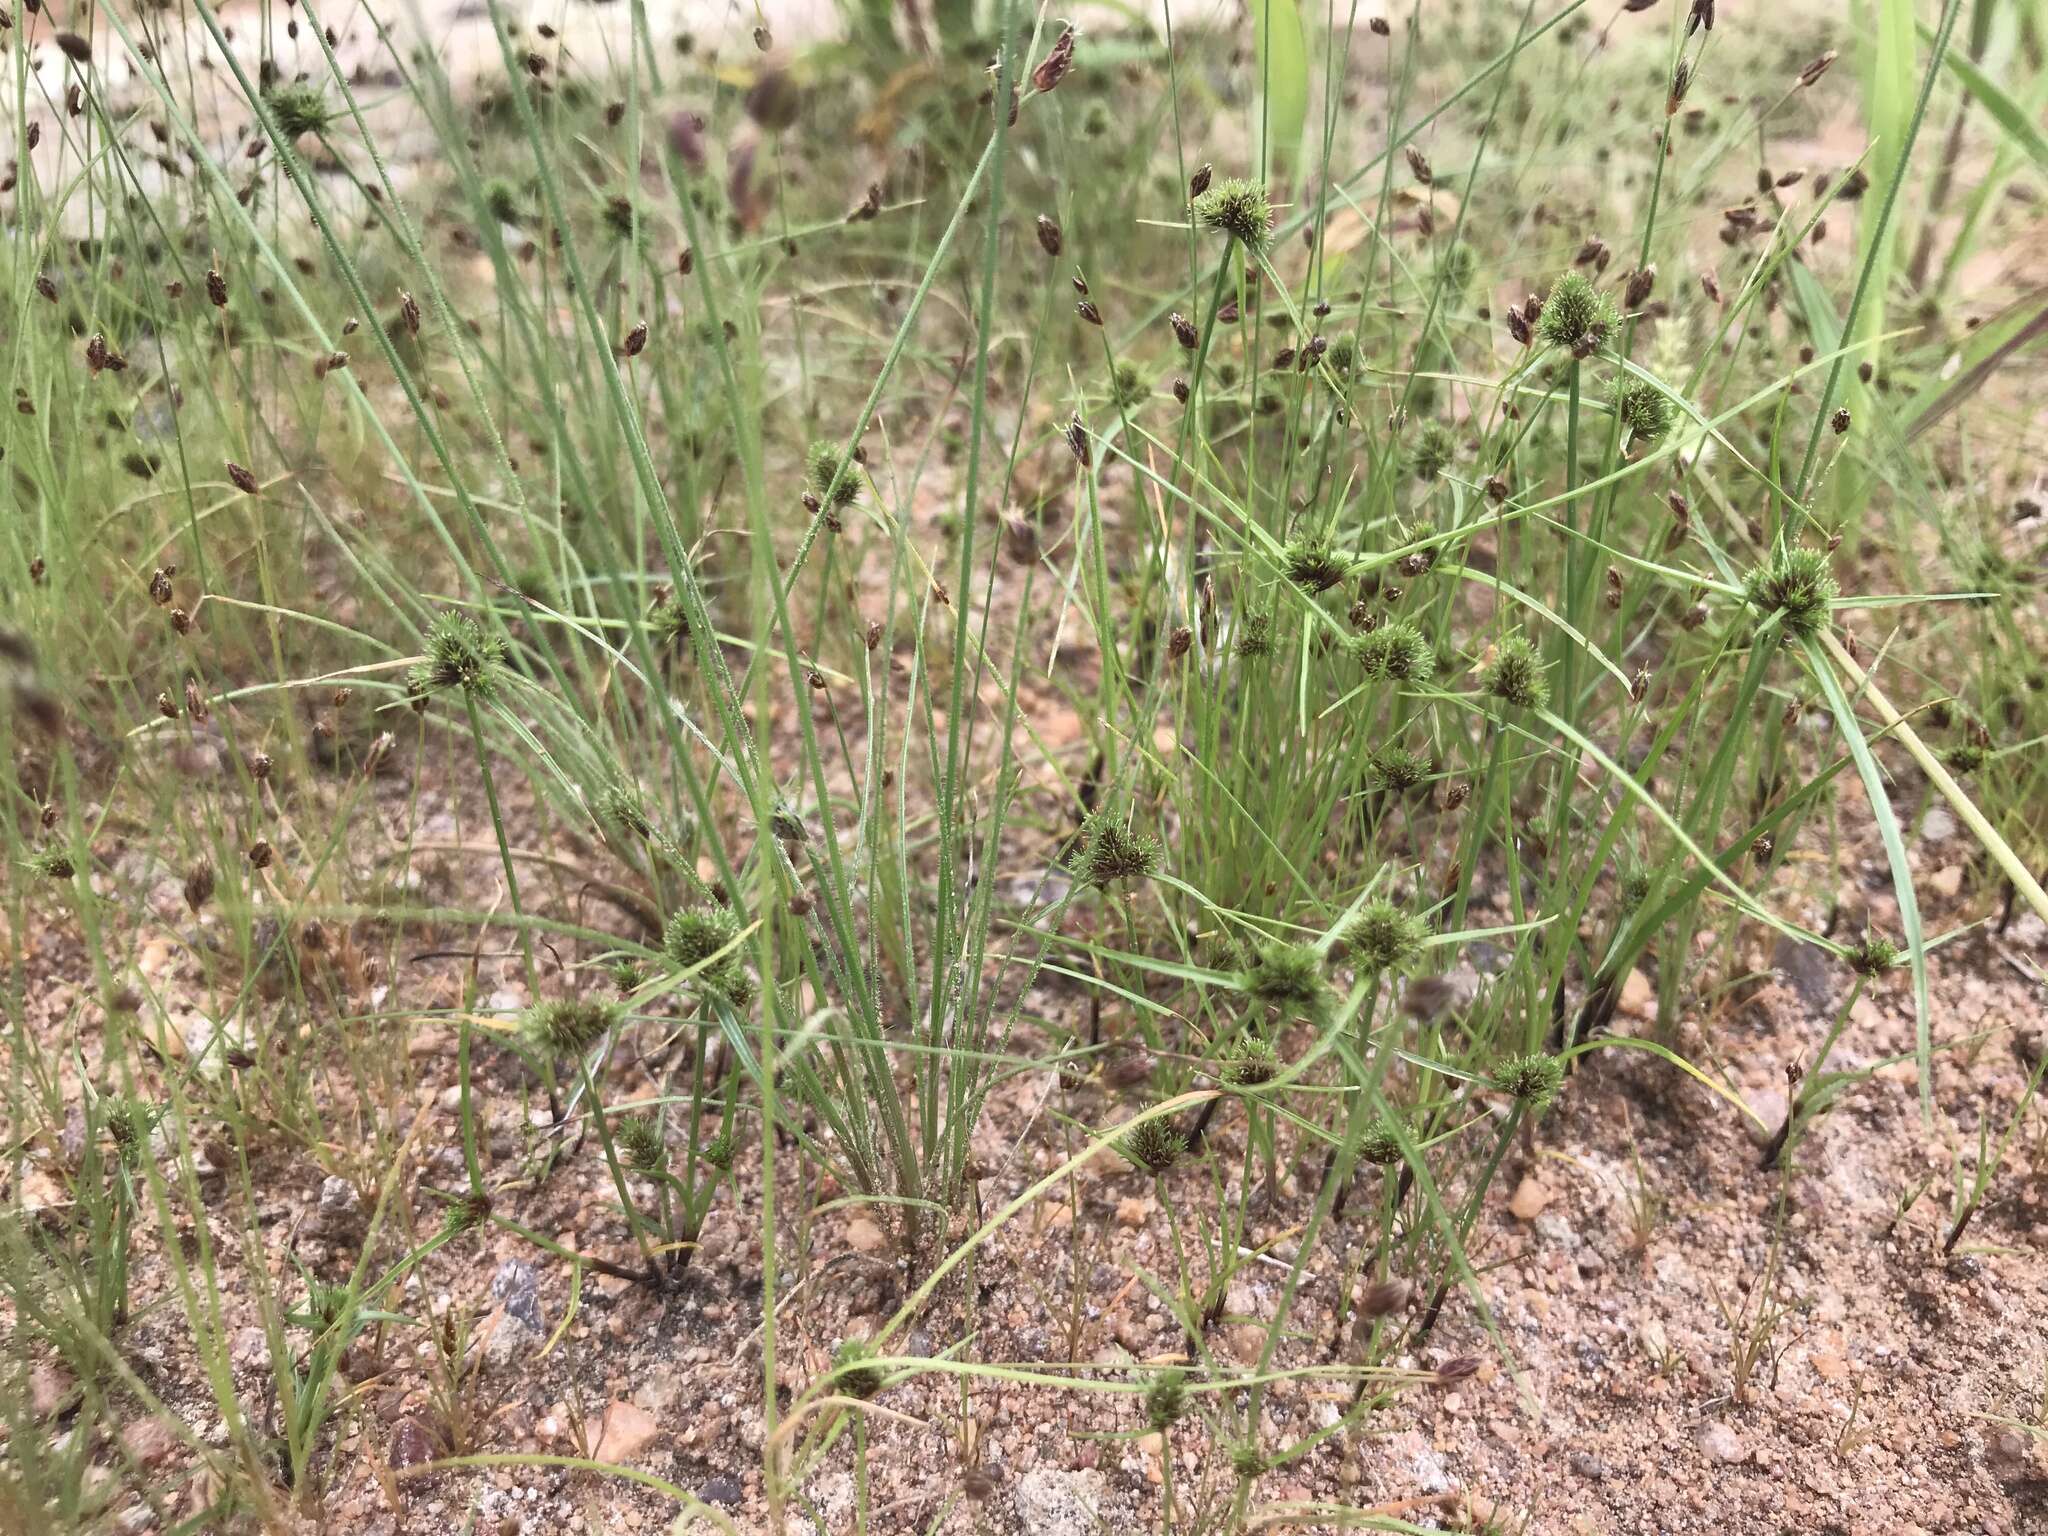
1481 632 1550 710
700 1127 738 1172
481 177 523 224
1344 900 1428 973
1536 269 1617 350
1223 1034 1281 1088
104 1096 162 1167
1943 742 1986 774
594 783 653 838
442 1191 493 1237
1367 745 1432 795
1354 619 1435 683
805 439 859 509
411 611 506 698
1237 939 1328 1019
1120 1114 1186 1175
28 847 75 880
1614 378 1674 442
1235 609 1275 659
1192 177 1272 250
1144 1368 1189 1430
1283 537 1349 595
601 196 644 245
661 906 754 1007
832 1339 885 1400
522 998 618 1059
263 82 331 141
1110 362 1149 409
1744 547 1838 645
1358 1116 1405 1167
1847 935 1901 978
1080 811 1160 887
615 1116 668 1174
1495 1051 1565 1111
1409 420 1457 482
649 596 691 652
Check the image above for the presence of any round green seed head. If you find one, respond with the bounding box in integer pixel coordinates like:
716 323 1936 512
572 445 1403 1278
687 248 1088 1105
1614 378 1674 442
1345 900 1428 973
1482 633 1550 710
1192 177 1273 249
1536 270 1617 350
1495 1051 1565 1110
1744 547 1837 645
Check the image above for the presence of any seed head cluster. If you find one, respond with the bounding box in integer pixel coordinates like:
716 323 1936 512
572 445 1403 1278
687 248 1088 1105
1345 900 1428 973
1536 270 1617 352
1192 177 1272 250
1744 547 1837 644
1481 633 1550 710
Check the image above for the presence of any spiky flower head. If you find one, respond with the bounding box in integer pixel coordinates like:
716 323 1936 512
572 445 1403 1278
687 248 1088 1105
1481 632 1550 710
1237 939 1329 1019
1744 546 1837 645
595 783 653 838
1495 1050 1565 1110
662 904 740 970
1846 935 1901 978
832 1339 885 1399
1119 1113 1185 1175
1536 270 1617 351
1344 900 1428 973
411 611 506 698
1324 334 1357 379
1943 742 1986 775
1618 866 1654 911
481 177 523 225
1353 619 1435 683
1367 745 1432 795
1192 177 1272 250
103 1096 162 1166
1223 1034 1281 1088
1284 537 1350 595
28 846 75 880
1110 362 1149 410
616 1115 668 1174
441 1190 494 1237
700 1126 738 1171
1235 609 1275 659
522 998 618 1059
1408 420 1457 482
1358 1116 1405 1167
1614 378 1674 442
1080 811 1160 887
805 439 860 509
649 596 691 652
263 82 331 141
1144 1368 1189 1430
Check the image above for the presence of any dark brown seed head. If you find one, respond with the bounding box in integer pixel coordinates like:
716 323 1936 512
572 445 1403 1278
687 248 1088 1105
1030 27 1075 93
400 291 421 337
1797 51 1836 89
1171 377 1189 403
1830 407 1850 435
1369 16 1391 35
1624 264 1656 309
1170 311 1198 349
1188 163 1211 199
1435 1356 1481 1386
207 267 228 307
1167 625 1192 660
1404 145 1432 185
623 320 648 357
149 567 175 605
1506 308 1531 347
1076 298 1102 326
1036 215 1062 257
248 840 274 870
227 461 259 495
183 861 216 912
56 31 92 63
